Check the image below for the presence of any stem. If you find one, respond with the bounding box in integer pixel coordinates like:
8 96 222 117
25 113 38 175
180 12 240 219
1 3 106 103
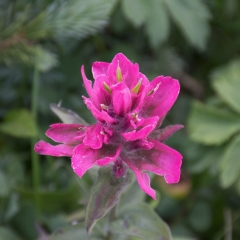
106 205 118 240
31 66 41 217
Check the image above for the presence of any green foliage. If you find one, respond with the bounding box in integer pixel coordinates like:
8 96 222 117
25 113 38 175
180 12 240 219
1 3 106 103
0 109 37 138
212 60 240 114
85 166 134 234
121 0 211 50
110 203 172 240
188 101 240 145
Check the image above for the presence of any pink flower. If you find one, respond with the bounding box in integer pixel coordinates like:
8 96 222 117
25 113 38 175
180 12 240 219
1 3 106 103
35 53 183 199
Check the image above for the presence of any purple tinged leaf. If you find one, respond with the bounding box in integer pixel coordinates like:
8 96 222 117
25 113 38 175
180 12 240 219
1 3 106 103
85 166 134 234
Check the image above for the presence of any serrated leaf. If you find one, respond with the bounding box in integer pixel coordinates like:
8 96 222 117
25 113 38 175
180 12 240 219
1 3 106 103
188 101 240 145
85 166 134 234
110 203 172 240
122 0 149 27
0 109 37 138
220 134 240 188
163 0 211 50
212 59 240 114
146 0 170 48
50 103 88 125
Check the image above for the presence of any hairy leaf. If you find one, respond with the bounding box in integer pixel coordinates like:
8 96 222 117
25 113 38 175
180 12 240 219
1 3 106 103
188 101 240 145
110 203 172 240
85 166 134 234
50 103 88 125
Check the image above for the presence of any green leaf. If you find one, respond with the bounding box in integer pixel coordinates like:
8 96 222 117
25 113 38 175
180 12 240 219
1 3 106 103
122 0 149 27
4 193 19 221
110 203 172 240
0 109 37 138
0 227 20 240
85 166 134 234
163 0 211 50
220 134 240 188
48 222 102 240
0 170 10 197
188 101 240 145
50 103 88 125
145 0 170 48
212 59 240 114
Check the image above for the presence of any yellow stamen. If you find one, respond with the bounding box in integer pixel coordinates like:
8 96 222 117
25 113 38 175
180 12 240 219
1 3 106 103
100 104 108 110
147 83 161 96
103 82 112 94
116 62 122 82
131 79 142 94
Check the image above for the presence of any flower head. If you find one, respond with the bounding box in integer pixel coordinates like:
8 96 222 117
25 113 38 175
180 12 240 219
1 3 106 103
35 53 183 199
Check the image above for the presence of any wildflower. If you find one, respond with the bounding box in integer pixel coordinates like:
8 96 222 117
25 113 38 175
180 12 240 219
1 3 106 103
35 53 183 199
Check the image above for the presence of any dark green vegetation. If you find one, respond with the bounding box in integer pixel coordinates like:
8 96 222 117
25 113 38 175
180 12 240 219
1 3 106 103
1 0 240 239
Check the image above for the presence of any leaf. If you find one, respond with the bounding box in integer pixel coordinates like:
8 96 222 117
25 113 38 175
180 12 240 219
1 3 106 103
212 59 240 114
220 134 240 188
48 222 102 240
50 103 88 125
0 170 10 197
188 101 240 145
4 193 20 221
0 227 20 240
122 0 149 27
110 203 172 240
145 0 170 48
85 166 134 234
0 109 37 138
163 0 211 50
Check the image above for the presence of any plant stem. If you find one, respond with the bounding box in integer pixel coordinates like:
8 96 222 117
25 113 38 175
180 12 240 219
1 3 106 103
106 205 117 240
31 66 41 217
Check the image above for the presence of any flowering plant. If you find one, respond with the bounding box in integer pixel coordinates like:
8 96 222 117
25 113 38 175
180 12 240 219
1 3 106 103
35 53 183 235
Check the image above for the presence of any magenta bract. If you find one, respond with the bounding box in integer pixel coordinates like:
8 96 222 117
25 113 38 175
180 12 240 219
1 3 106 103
34 53 183 199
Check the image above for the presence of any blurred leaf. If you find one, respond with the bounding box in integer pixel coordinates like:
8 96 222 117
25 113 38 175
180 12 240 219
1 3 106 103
15 182 80 213
122 0 149 27
163 0 211 50
85 167 134 234
48 222 103 240
50 103 88 125
188 101 240 145
0 109 37 138
110 203 172 240
220 134 240 188
0 227 20 240
212 59 240 114
146 0 170 48
0 170 10 197
4 193 19 221
0 44 58 72
188 201 212 232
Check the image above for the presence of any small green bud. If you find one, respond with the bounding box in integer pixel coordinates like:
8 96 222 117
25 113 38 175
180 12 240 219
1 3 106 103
116 62 123 82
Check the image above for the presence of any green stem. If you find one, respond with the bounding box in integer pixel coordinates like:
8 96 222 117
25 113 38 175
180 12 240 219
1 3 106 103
31 66 40 217
106 205 117 240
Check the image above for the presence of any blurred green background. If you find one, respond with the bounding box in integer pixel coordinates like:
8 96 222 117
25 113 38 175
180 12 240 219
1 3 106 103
1 0 240 239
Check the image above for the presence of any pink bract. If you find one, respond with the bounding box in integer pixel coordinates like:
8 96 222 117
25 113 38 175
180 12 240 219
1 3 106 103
34 53 183 199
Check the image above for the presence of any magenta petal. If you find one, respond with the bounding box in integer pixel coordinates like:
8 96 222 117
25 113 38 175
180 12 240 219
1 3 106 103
123 159 156 199
125 139 182 184
46 123 84 145
71 144 98 178
122 116 159 141
152 124 184 142
34 140 74 157
107 53 139 86
92 61 110 79
83 123 103 149
143 76 180 118
112 82 132 117
81 66 94 100
83 97 116 124
71 144 121 177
